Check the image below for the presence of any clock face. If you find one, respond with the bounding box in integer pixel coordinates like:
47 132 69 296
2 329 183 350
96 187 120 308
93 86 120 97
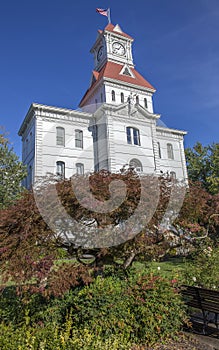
112 42 126 56
97 46 104 61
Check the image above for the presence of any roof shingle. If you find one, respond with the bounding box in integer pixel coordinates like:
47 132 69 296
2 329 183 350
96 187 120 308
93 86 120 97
79 61 155 107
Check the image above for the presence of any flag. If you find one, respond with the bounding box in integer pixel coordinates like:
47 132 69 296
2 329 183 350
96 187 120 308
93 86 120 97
96 8 111 23
96 8 108 17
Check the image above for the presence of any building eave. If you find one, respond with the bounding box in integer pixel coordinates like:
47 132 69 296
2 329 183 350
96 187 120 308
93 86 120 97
156 126 187 136
103 77 156 93
18 103 92 136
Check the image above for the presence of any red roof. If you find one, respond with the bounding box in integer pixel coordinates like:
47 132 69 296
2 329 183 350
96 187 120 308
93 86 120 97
79 62 155 107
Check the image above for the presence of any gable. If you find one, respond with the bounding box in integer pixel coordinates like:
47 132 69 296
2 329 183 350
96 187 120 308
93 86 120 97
95 102 160 122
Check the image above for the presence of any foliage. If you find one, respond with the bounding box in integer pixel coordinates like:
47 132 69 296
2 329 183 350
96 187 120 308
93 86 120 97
182 245 219 289
0 170 218 295
0 130 27 209
185 142 219 194
126 274 187 345
175 180 219 241
0 316 133 349
0 273 187 349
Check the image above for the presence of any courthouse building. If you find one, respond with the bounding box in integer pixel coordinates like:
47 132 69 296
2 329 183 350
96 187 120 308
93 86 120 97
19 23 187 188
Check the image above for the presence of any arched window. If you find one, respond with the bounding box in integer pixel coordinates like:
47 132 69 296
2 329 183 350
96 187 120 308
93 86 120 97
121 92 124 103
56 161 65 179
75 129 83 148
76 163 84 175
167 143 174 159
144 98 148 109
136 95 139 104
170 171 176 179
157 142 161 158
56 127 65 146
126 127 141 146
111 90 115 102
129 158 143 173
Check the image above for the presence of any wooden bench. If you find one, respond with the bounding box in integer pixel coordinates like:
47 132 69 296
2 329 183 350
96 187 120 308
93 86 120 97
181 285 219 335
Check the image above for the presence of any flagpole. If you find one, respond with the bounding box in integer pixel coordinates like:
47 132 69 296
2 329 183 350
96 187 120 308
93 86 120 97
107 8 111 23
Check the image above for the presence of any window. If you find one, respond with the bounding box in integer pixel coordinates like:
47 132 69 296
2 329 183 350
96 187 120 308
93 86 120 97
30 132 32 148
111 90 115 102
76 163 84 175
26 138 28 155
127 127 131 144
157 142 161 158
129 158 143 173
167 143 174 159
170 171 176 179
121 92 124 103
136 96 139 104
56 161 65 179
126 127 140 146
56 127 65 146
123 67 132 76
144 98 148 109
29 165 32 187
75 129 83 148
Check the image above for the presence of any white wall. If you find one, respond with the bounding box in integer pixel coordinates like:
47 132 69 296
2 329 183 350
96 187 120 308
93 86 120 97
105 83 154 113
21 118 35 189
156 129 187 180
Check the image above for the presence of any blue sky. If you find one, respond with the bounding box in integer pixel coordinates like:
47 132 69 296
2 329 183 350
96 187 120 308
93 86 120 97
0 0 218 157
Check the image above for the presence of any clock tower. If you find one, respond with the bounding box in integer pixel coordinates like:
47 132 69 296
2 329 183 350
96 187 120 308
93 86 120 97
91 23 134 70
19 20 188 189
79 23 156 113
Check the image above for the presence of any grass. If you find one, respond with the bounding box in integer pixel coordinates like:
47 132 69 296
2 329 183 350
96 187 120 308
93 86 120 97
130 257 188 282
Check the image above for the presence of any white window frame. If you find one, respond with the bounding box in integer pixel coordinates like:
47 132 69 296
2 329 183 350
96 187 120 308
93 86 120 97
157 142 161 158
111 90 115 102
56 127 65 146
126 127 141 146
129 158 143 173
76 163 84 175
167 143 174 159
75 129 83 148
121 92 124 103
56 161 65 179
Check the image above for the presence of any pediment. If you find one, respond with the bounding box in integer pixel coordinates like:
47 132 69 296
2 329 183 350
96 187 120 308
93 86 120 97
93 102 160 122
105 102 160 120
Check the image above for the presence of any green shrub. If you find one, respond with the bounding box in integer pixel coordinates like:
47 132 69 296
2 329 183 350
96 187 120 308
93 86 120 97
70 276 136 341
0 315 133 350
0 286 49 326
127 274 187 345
182 245 219 289
0 274 187 348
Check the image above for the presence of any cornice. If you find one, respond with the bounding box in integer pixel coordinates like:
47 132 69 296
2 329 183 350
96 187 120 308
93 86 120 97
104 30 134 43
18 103 92 136
156 126 187 136
103 77 156 93
81 75 154 107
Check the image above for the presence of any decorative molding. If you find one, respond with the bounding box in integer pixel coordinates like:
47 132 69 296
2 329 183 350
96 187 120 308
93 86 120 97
104 76 155 93
156 126 187 137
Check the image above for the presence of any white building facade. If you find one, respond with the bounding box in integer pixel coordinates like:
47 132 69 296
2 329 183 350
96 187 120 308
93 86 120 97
19 23 187 189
